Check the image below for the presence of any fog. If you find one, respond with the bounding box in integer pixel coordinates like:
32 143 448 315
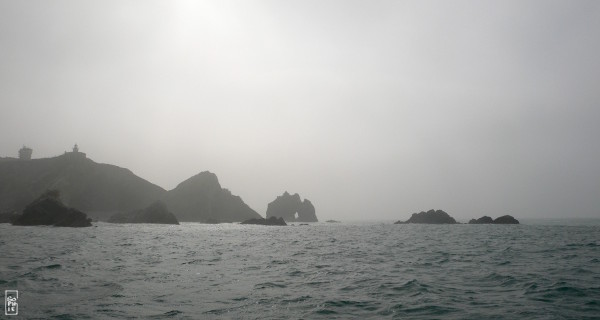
1 0 599 221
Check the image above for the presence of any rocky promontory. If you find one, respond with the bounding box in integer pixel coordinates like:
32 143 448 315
241 216 287 226
12 190 92 227
0 150 165 221
0 147 265 223
108 201 179 224
266 191 317 222
395 209 457 224
469 215 519 224
163 171 261 223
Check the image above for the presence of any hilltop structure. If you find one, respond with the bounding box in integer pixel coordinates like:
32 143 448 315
18 146 32 160
64 144 86 159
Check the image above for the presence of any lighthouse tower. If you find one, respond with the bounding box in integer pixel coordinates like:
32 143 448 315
18 146 32 160
64 144 86 159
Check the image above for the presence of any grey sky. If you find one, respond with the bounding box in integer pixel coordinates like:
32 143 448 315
1 0 599 221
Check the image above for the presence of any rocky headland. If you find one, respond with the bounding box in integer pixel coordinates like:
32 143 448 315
0 151 164 221
162 171 261 223
0 148 261 223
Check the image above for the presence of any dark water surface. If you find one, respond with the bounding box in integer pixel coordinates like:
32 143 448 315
1 222 599 319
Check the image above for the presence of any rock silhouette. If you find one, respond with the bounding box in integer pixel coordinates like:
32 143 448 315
0 149 261 223
241 216 287 226
468 215 520 224
395 209 457 224
266 192 317 222
108 201 179 224
12 190 92 227
493 215 520 224
468 216 494 224
0 152 164 221
163 171 261 223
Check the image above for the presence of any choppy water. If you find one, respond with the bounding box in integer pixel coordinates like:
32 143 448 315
1 221 599 319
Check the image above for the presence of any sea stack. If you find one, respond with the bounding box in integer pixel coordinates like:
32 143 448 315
266 191 317 222
395 209 457 224
12 190 92 227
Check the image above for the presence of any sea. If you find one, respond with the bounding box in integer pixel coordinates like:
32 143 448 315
1 220 599 319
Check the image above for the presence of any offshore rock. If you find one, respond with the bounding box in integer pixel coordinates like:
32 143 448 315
241 216 287 226
108 201 179 224
12 190 92 227
266 191 318 222
468 216 494 224
493 215 520 224
395 209 457 224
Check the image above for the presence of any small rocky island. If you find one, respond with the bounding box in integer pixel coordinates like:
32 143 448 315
469 215 520 224
108 201 179 224
241 216 287 226
12 190 92 227
266 191 317 222
395 209 457 224
468 216 494 224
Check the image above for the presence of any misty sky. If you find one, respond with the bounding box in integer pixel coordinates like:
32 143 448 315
1 1 599 221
